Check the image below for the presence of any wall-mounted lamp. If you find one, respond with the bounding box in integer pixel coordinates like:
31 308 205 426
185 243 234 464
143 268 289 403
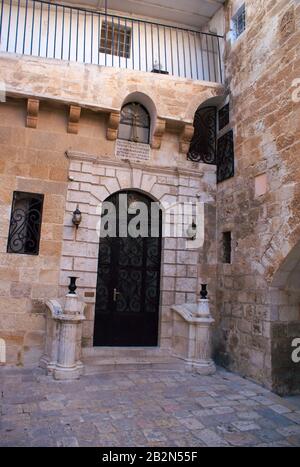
186 220 197 240
72 205 82 229
200 284 208 300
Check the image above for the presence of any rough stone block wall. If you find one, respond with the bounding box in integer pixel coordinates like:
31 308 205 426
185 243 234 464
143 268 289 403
216 0 300 393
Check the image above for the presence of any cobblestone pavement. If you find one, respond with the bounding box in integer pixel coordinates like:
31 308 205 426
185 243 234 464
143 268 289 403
1 366 300 447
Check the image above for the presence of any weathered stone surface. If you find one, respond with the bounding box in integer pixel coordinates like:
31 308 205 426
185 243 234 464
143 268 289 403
0 366 299 447
214 0 300 394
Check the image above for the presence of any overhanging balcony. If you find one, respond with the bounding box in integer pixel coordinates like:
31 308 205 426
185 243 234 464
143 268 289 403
0 0 224 83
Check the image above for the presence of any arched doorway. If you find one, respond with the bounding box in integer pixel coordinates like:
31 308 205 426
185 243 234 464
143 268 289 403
93 190 162 347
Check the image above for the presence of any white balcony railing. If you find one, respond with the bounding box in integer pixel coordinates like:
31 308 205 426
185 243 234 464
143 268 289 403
0 0 224 83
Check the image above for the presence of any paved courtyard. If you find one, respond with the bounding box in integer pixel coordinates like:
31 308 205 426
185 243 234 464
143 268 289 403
0 366 300 447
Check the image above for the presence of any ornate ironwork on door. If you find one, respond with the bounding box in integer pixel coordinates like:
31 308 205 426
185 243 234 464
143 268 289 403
93 191 162 347
7 191 44 255
217 130 235 183
187 106 217 164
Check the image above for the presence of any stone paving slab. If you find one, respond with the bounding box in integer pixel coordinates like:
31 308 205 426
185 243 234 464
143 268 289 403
0 367 300 447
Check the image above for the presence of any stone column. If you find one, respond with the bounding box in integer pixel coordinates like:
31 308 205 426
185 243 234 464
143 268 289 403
54 314 84 380
192 298 216 375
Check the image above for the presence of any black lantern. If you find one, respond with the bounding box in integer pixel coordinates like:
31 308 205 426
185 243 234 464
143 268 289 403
186 220 197 240
72 205 82 229
200 284 208 300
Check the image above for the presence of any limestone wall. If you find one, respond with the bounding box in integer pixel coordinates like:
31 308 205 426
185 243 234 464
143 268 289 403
216 0 300 393
0 53 223 123
0 56 220 365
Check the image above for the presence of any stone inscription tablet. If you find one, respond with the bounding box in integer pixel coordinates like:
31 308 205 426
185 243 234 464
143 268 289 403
115 139 151 162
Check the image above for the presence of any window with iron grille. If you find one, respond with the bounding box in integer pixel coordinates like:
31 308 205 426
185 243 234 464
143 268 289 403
218 103 230 131
187 106 217 164
118 102 150 144
232 4 246 41
100 21 131 58
7 191 44 255
217 130 235 183
222 232 232 264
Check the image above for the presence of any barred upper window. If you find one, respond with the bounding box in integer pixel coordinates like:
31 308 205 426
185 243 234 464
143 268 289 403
7 191 44 255
100 21 131 58
232 4 246 41
222 232 232 264
118 103 150 144
217 130 235 183
218 103 230 131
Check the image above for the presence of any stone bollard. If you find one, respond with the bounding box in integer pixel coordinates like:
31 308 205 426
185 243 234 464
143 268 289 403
171 284 216 375
40 277 85 380
194 292 216 375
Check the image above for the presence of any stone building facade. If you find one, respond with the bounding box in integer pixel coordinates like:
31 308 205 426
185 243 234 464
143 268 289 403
0 0 299 395
215 0 300 395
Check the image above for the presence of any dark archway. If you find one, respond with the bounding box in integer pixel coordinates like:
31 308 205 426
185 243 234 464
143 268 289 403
93 190 162 347
271 241 300 395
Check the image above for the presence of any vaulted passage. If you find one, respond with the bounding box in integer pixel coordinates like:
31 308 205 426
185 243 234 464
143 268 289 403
93 190 162 347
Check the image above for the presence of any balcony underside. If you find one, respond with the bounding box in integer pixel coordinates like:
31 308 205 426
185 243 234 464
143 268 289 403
0 52 224 127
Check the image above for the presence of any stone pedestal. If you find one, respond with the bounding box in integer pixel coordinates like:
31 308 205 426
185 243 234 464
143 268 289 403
40 293 85 380
171 299 216 375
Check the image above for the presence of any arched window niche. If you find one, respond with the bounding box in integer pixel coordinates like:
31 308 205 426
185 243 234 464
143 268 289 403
187 95 227 165
117 92 157 146
118 102 151 144
187 95 235 184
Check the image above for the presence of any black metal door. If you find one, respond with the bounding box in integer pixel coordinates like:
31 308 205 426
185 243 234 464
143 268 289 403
93 191 162 346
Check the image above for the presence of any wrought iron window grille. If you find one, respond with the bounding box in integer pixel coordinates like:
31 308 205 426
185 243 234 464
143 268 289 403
187 106 217 164
218 103 230 132
7 191 44 255
217 129 235 183
231 4 246 41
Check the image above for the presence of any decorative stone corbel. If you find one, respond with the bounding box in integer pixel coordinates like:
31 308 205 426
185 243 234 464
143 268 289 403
151 117 166 150
67 105 81 134
106 111 120 141
26 98 39 128
179 123 194 154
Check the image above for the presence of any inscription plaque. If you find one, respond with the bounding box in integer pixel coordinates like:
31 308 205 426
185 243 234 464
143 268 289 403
115 139 151 162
